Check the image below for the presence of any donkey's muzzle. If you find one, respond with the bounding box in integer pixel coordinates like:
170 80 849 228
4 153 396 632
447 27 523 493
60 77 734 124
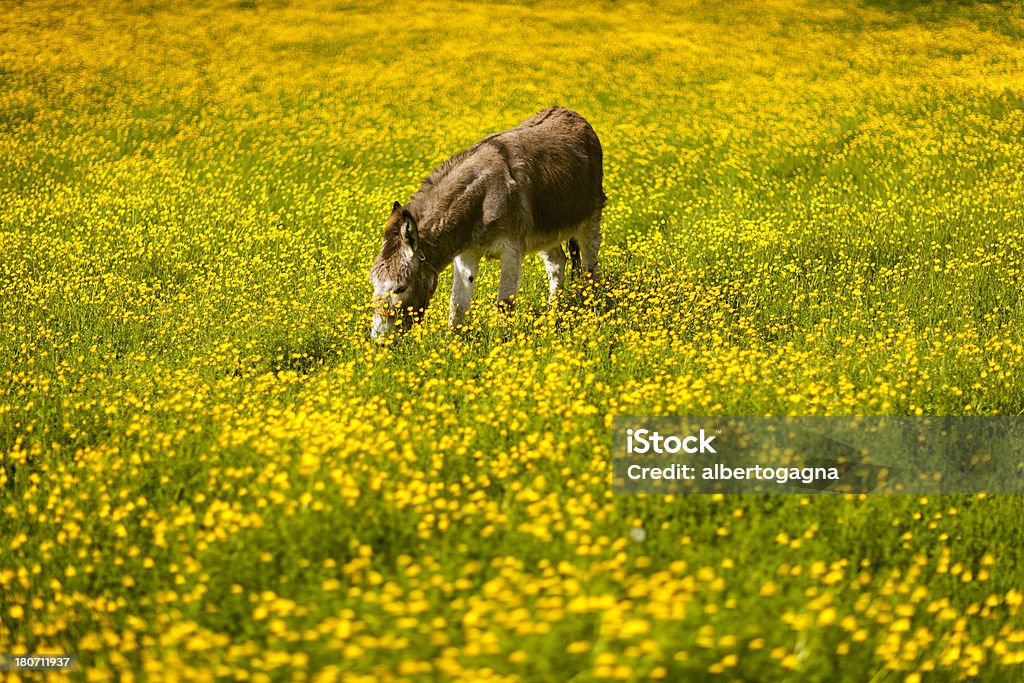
371 312 396 339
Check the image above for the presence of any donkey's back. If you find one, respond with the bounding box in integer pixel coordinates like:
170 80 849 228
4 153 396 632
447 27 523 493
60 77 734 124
486 107 606 242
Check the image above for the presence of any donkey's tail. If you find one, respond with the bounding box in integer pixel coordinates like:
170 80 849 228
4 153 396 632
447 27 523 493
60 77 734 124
568 238 582 275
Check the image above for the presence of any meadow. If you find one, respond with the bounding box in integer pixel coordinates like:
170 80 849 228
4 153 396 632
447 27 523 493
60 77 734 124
2 0 1024 680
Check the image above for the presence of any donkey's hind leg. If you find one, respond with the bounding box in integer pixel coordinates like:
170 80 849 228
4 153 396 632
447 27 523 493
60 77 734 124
567 239 582 275
575 209 602 278
539 245 567 303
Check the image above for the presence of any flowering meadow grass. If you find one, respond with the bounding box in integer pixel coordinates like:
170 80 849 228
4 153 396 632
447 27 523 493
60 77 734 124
3 0 1024 680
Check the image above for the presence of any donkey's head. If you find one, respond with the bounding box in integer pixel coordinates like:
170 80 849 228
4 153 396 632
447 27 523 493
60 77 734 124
370 202 439 339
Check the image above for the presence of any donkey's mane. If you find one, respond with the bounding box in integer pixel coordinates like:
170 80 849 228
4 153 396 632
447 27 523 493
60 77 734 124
420 137 494 190
408 135 510 240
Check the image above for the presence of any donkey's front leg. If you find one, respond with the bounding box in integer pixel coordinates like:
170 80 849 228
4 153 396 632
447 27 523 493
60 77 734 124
497 244 524 309
449 253 480 327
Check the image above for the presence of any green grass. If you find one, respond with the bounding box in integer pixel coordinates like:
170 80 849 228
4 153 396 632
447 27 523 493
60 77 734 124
2 0 1024 680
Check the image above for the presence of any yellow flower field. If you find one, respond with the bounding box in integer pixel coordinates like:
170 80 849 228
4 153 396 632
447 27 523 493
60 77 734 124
2 0 1024 680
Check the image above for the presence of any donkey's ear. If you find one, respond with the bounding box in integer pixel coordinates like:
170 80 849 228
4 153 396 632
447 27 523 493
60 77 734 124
400 211 418 252
391 201 402 215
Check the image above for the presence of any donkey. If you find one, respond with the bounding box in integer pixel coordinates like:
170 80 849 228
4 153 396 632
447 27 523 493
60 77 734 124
370 106 605 338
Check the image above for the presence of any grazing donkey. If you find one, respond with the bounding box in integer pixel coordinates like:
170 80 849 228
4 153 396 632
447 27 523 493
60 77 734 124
370 106 605 338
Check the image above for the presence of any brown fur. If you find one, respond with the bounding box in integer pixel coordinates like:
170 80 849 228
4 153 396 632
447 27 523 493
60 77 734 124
370 107 604 336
